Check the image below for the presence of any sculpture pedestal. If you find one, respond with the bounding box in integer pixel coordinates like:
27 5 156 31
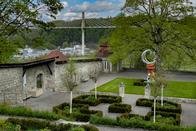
119 83 125 97
144 85 151 99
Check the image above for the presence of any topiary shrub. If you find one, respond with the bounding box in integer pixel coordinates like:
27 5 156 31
108 103 132 113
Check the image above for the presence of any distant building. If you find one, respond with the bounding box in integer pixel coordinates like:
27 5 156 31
97 43 122 73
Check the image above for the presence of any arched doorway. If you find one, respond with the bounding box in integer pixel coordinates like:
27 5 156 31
30 73 44 97
36 74 43 89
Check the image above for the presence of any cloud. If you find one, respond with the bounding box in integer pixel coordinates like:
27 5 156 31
62 1 68 8
53 0 126 21
55 11 99 21
72 0 125 12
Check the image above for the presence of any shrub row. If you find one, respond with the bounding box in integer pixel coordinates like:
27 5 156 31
136 98 153 107
108 103 132 113
7 118 98 131
136 98 182 113
73 95 122 106
152 104 182 114
133 79 146 86
90 115 194 131
73 95 100 106
117 113 145 121
53 102 103 122
0 104 62 120
145 111 181 125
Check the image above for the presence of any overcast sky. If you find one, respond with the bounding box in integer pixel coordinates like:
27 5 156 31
50 0 196 21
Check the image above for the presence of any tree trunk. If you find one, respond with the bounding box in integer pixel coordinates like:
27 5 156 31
153 97 156 123
161 85 164 106
70 91 72 114
95 82 97 99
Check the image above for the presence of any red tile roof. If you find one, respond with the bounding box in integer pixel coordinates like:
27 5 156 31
97 43 112 58
47 50 67 62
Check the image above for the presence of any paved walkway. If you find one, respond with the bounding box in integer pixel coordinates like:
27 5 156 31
24 70 196 126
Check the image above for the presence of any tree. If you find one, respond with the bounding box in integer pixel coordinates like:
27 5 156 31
106 0 196 123
108 0 196 71
0 0 63 63
151 73 166 123
89 68 99 99
64 59 77 114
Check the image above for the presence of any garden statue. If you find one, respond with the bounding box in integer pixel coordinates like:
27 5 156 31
141 49 156 98
119 82 125 97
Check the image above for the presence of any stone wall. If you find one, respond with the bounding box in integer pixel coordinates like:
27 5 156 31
54 61 102 91
24 62 55 97
0 67 23 103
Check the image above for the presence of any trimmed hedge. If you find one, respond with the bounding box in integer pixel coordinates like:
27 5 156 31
90 115 194 131
73 95 100 106
136 98 182 113
108 103 132 113
136 98 153 107
7 118 99 131
73 95 122 106
117 113 145 121
98 95 122 104
53 102 103 122
0 104 62 120
152 103 182 114
133 79 146 86
145 111 181 125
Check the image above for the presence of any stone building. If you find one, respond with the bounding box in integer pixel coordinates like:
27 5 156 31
0 51 102 104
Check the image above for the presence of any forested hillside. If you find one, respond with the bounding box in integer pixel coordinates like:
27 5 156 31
13 18 113 49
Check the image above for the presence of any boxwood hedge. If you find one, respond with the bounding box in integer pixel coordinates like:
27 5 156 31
7 118 99 131
108 103 132 113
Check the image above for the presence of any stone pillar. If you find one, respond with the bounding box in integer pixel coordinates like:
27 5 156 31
145 76 151 99
119 82 125 97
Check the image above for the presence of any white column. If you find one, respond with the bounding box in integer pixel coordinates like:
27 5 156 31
70 91 72 114
161 85 164 106
81 12 85 56
95 82 97 99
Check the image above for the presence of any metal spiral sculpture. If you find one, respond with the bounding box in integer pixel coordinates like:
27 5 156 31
141 49 156 64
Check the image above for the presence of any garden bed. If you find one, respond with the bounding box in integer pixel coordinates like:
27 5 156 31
90 115 194 131
73 95 122 106
0 104 63 120
145 111 181 125
7 118 98 131
108 103 132 113
53 102 102 122
136 98 182 113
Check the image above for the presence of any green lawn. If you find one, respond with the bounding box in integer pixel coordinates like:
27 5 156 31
96 77 196 99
